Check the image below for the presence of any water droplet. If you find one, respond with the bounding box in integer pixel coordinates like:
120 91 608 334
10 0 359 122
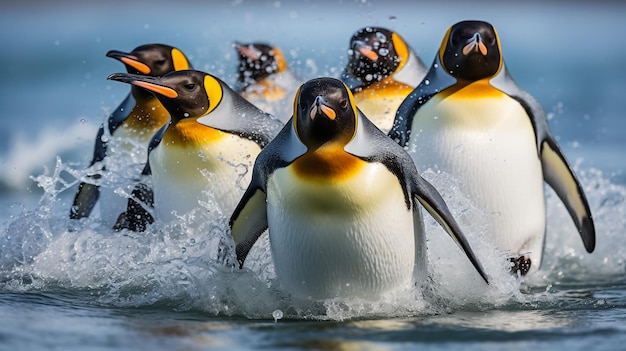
272 309 283 322
424 79 430 85
183 112 190 118
79 118 86 124
379 48 389 56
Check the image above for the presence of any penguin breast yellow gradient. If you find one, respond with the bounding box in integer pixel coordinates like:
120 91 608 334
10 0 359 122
409 81 546 269
266 146 417 299
150 119 261 222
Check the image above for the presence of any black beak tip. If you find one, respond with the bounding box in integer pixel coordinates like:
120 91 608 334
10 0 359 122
107 72 129 82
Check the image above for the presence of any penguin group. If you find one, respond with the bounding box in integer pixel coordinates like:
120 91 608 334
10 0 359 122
69 20 596 300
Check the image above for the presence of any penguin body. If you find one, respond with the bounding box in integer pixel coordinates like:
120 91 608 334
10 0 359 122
389 20 595 275
234 42 301 123
70 44 192 226
230 77 488 299
341 27 427 132
108 70 283 231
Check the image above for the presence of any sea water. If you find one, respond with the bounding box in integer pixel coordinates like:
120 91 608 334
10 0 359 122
1 1 626 350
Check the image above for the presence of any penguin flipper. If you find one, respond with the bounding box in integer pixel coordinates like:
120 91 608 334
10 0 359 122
388 56 456 146
70 181 101 219
412 175 489 284
112 181 154 232
112 161 155 232
344 111 489 284
540 137 595 253
230 188 268 268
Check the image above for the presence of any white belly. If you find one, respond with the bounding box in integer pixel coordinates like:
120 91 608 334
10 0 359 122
266 162 419 299
408 92 546 268
150 136 261 222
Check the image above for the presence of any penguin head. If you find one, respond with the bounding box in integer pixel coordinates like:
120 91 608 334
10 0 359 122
106 43 192 77
346 27 407 85
234 42 286 85
439 20 502 81
108 70 223 122
293 77 358 149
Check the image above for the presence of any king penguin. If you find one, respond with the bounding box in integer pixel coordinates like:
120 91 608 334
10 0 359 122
70 43 192 226
108 70 283 232
389 20 595 275
234 42 301 123
229 77 488 300
340 27 428 133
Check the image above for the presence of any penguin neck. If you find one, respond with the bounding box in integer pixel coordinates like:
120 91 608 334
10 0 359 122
162 117 225 147
441 78 501 98
131 86 159 102
294 141 365 181
355 76 413 94
122 88 170 133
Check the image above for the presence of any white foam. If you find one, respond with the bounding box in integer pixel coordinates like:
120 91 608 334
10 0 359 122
2 151 622 320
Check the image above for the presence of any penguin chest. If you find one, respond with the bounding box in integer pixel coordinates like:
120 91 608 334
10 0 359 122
354 79 414 133
150 132 261 221
266 155 416 299
409 84 546 258
115 100 170 146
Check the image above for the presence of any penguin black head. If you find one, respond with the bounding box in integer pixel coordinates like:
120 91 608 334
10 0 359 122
294 77 357 149
108 70 223 121
106 43 192 77
346 27 406 86
439 20 502 81
234 42 286 85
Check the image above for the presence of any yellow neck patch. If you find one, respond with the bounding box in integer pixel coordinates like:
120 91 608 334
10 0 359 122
120 97 170 138
354 78 413 97
440 79 505 99
162 118 225 147
292 143 366 182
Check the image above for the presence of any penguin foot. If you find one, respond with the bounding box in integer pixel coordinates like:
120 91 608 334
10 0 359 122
509 255 531 276
113 211 154 232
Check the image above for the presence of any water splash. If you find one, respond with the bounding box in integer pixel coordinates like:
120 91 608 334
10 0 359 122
1 152 624 320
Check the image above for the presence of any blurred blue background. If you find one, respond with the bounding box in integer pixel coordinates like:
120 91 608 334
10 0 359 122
1 0 625 197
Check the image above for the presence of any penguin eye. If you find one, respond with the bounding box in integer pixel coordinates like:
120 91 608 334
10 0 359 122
184 83 196 90
155 60 167 66
340 99 348 109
